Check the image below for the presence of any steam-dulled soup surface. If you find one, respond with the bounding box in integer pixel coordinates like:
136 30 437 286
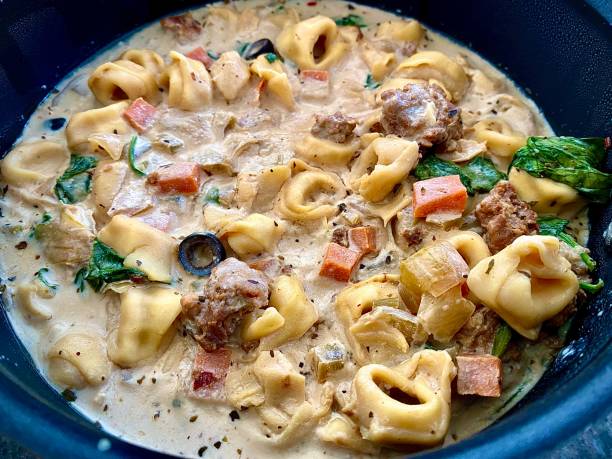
2 0 610 458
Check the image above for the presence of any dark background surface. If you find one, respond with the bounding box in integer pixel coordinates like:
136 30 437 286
0 0 610 458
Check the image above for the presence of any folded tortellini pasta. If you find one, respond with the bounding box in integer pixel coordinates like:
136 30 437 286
276 15 348 70
375 19 424 42
509 168 585 217
15 282 54 320
120 49 165 75
89 59 160 105
48 332 110 388
350 136 419 202
250 54 294 109
242 307 285 342
393 51 468 101
276 159 346 221
359 41 396 81
467 235 579 339
366 182 412 226
0 141 69 189
472 119 526 169
97 214 176 282
317 413 380 455
159 51 213 110
235 165 292 211
219 213 284 258
348 350 455 445
108 287 182 367
438 230 491 269
259 275 319 350
294 135 359 166
65 101 132 153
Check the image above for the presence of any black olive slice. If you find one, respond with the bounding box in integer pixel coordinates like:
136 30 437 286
46 117 67 131
178 232 226 277
243 38 277 60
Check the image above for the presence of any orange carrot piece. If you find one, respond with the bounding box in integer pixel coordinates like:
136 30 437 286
186 46 214 70
147 162 201 194
412 175 468 218
319 243 361 282
124 97 157 132
348 226 377 255
300 69 329 81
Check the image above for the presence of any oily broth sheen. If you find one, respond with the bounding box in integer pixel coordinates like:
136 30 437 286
0 1 572 458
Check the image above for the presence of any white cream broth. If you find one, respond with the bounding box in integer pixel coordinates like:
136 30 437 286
0 1 568 458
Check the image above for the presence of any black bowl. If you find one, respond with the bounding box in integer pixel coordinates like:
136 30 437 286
0 1 610 458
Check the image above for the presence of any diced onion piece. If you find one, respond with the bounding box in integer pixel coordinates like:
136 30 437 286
418 286 475 342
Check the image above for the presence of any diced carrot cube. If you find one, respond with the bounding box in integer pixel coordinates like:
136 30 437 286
147 162 201 194
456 354 502 397
124 97 157 132
413 175 468 218
319 243 361 282
186 46 214 70
348 226 377 255
300 69 329 81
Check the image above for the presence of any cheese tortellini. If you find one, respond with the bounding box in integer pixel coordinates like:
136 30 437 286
472 119 526 168
360 41 396 81
276 159 346 221
259 275 319 350
393 51 468 101
348 350 455 445
467 235 579 339
375 19 424 42
276 16 348 70
97 215 176 282
250 54 294 109
120 49 165 75
15 282 54 320
48 332 110 388
509 168 585 217
350 136 419 202
219 213 284 257
0 141 69 189
108 287 182 367
65 101 132 152
440 230 491 269
88 59 160 105
159 51 213 110
294 135 359 166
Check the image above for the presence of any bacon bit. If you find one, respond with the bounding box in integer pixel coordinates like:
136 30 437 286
348 226 377 255
300 69 329 82
124 97 157 132
147 162 201 194
186 47 214 70
456 354 502 397
319 243 361 282
160 13 202 42
191 348 232 400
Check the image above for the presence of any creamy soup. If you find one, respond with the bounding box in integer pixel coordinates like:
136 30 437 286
0 1 604 458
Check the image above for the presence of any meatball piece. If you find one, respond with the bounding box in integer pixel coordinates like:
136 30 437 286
380 83 462 147
311 112 357 143
455 307 500 355
181 258 269 350
475 181 539 253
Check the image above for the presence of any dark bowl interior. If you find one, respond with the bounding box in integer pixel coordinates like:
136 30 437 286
0 1 610 458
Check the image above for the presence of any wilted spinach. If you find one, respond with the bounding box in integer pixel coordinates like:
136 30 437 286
54 155 98 204
79 240 145 292
335 14 367 28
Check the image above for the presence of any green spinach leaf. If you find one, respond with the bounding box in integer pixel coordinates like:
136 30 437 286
35 267 59 292
204 187 220 204
335 14 367 28
492 322 512 357
414 155 506 195
511 136 612 203
54 155 98 204
82 240 145 292
364 73 381 90
127 136 148 177
537 216 596 271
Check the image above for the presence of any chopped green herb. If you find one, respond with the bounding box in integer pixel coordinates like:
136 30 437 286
35 268 59 292
537 216 596 271
492 322 512 357
335 14 367 28
557 316 574 342
265 53 278 63
29 213 52 239
127 136 148 177
54 155 98 203
205 187 220 204
74 267 88 293
510 136 612 203
207 50 219 61
61 389 77 402
415 155 506 195
579 278 604 294
364 73 381 90
82 240 145 292
236 41 251 57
